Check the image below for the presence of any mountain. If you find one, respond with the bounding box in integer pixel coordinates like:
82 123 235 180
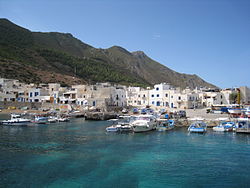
0 18 216 88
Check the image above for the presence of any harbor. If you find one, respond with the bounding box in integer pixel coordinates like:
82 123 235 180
0 114 250 187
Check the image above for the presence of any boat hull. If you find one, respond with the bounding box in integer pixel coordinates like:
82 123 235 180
157 126 174 131
2 121 31 126
188 127 206 133
228 109 242 115
133 126 155 133
213 127 232 132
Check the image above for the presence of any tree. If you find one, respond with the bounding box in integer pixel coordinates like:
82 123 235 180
229 92 238 104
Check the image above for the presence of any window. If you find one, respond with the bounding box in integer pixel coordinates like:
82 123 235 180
138 95 140 98
156 87 159 91
35 92 39 96
30 93 32 97
171 96 173 98
221 95 223 99
165 93 168 97
151 94 154 97
152 101 155 104
178 96 181 100
157 94 159 97
143 94 146 97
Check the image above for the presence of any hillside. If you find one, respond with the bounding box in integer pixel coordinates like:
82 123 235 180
0 18 216 89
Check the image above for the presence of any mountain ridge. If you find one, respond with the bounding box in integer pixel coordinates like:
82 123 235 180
0 18 217 89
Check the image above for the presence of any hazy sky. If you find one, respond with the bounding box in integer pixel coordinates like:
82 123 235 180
1 0 249 88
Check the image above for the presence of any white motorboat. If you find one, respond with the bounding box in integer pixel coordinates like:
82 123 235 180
213 121 234 132
188 121 207 133
32 116 48 124
2 114 31 126
57 117 70 122
106 125 121 132
228 108 243 115
48 117 57 123
131 115 157 133
106 116 133 132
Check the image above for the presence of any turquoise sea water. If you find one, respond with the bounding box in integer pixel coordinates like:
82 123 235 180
0 116 250 188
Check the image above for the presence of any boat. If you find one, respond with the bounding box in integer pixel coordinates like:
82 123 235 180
156 119 175 131
106 125 121 132
57 117 70 122
106 116 133 132
227 105 243 116
132 108 139 114
48 116 57 123
213 121 234 132
188 121 207 133
32 116 48 124
121 108 128 114
131 115 157 133
243 107 250 118
235 118 250 134
1 114 31 126
228 108 243 115
116 116 133 132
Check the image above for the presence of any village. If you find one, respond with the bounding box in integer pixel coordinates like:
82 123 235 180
1 77 250 114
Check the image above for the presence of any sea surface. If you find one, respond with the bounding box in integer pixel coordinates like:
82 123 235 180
0 115 250 188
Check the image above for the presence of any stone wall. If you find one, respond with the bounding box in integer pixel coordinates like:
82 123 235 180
0 101 42 110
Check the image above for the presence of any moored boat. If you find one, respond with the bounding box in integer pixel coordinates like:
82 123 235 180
32 116 48 124
57 117 70 122
156 119 175 131
48 116 57 123
235 118 250 134
106 116 133 133
131 115 157 133
188 121 207 133
106 125 121 132
2 114 31 126
213 121 234 132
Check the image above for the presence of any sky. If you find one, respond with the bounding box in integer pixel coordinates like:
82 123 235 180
0 0 250 88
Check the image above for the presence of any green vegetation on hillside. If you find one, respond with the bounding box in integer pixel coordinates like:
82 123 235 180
36 48 148 87
0 18 216 89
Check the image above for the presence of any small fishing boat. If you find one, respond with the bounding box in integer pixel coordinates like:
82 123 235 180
106 125 121 132
213 121 234 132
227 105 244 116
132 108 139 114
235 118 250 134
156 119 175 131
121 108 128 114
48 116 57 123
2 114 31 126
57 117 70 122
32 116 48 124
106 119 119 132
188 121 207 133
243 107 250 118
